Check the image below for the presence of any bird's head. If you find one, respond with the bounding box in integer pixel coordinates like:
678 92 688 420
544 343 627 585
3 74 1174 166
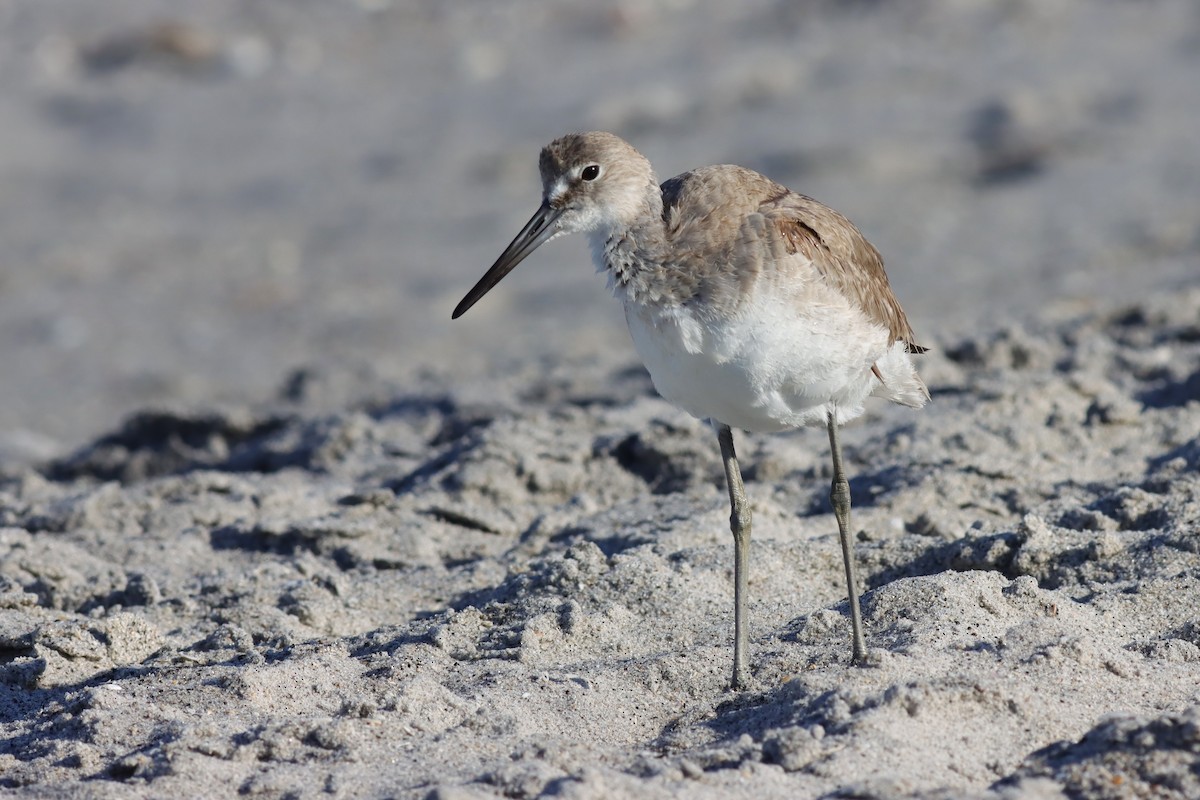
452 132 655 319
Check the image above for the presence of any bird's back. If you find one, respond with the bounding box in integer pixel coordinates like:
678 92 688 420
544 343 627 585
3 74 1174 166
659 164 923 354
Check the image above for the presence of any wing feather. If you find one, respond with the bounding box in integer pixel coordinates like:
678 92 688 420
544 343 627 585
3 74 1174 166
764 193 925 353
658 166 926 355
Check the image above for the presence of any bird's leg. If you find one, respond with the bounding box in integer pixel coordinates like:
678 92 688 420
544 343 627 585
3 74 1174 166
716 423 751 690
827 413 868 665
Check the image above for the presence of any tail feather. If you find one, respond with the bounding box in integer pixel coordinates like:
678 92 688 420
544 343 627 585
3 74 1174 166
872 341 930 409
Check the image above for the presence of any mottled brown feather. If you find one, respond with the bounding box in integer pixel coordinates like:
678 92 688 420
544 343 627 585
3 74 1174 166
765 193 926 353
658 167 794 312
659 166 925 354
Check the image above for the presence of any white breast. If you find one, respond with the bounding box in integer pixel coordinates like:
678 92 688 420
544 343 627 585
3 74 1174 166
622 290 892 432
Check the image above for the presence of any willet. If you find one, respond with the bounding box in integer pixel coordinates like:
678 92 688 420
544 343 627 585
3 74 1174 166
453 132 928 689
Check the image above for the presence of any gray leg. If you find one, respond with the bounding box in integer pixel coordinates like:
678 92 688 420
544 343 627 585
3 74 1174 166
717 423 751 689
827 413 868 665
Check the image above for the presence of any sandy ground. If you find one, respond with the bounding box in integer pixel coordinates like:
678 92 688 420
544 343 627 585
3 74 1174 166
1 1 1199 798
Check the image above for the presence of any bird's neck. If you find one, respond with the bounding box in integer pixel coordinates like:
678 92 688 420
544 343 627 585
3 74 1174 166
592 187 675 307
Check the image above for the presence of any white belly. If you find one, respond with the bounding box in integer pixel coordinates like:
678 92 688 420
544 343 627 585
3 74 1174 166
623 295 890 432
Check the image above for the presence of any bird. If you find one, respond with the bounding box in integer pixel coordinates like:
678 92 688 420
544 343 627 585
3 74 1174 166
452 131 928 689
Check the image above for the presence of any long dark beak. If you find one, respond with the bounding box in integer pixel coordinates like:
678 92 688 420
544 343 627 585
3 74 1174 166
452 202 564 319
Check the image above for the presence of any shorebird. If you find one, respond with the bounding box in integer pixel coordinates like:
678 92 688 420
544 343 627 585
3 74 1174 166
453 132 928 689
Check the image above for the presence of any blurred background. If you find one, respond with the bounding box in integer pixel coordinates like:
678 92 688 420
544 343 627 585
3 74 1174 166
1 0 1197 462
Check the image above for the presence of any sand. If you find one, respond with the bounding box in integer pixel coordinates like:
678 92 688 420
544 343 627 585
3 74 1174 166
1 1 1199 798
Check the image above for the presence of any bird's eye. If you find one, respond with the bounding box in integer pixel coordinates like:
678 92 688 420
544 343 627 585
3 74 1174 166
581 164 600 181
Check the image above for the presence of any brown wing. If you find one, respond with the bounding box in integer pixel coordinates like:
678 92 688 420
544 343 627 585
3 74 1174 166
764 192 926 353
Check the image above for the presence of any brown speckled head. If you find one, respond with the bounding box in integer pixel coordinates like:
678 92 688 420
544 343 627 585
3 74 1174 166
536 132 659 232
452 132 660 318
